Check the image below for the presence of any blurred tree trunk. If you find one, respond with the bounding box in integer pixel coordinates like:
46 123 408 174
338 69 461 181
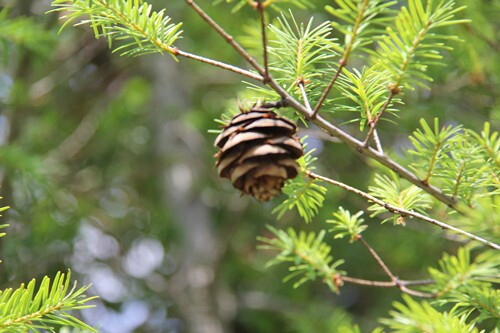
144 56 229 333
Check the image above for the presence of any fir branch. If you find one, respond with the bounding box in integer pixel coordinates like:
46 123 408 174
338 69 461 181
258 226 345 292
297 81 313 115
340 276 434 288
381 295 480 332
372 129 383 152
53 0 473 215
314 0 397 117
51 0 183 58
328 209 435 298
267 13 338 98
357 235 435 298
262 222 435 297
428 247 499 298
364 0 469 144
218 0 313 12
408 118 463 184
183 0 464 211
407 119 498 206
305 170 500 250
327 207 367 242
311 63 343 119
0 271 96 332
473 122 500 170
336 64 398 132
367 173 432 224
363 89 396 146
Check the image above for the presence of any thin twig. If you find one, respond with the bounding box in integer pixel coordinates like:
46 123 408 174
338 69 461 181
185 0 266 78
255 0 269 82
363 90 396 146
305 170 500 250
372 129 384 153
357 236 436 297
298 81 313 117
312 62 344 119
174 48 263 81
337 275 435 298
357 236 398 281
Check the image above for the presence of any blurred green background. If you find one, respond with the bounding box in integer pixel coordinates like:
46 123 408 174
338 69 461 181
0 0 498 332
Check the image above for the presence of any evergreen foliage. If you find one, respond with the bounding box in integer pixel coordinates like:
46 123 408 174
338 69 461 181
0 271 96 333
273 138 327 223
367 0 468 91
327 207 367 242
50 0 183 58
0 206 94 332
258 226 345 292
367 172 432 224
326 0 397 57
267 13 338 99
408 118 500 204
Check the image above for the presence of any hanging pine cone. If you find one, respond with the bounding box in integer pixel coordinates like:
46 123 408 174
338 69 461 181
214 106 303 201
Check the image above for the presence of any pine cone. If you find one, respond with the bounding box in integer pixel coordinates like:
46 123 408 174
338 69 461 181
215 107 303 201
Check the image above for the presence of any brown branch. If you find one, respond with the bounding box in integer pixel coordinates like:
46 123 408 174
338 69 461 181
305 170 500 250
312 62 345 119
358 235 436 297
185 0 266 78
337 275 435 298
255 0 269 82
294 234 436 297
357 235 397 281
174 48 263 81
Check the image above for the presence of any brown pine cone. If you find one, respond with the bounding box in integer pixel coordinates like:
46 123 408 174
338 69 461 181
215 107 303 201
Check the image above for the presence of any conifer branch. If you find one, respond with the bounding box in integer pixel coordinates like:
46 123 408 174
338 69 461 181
313 0 369 118
0 271 96 332
305 170 500 250
183 0 465 211
364 1 469 144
